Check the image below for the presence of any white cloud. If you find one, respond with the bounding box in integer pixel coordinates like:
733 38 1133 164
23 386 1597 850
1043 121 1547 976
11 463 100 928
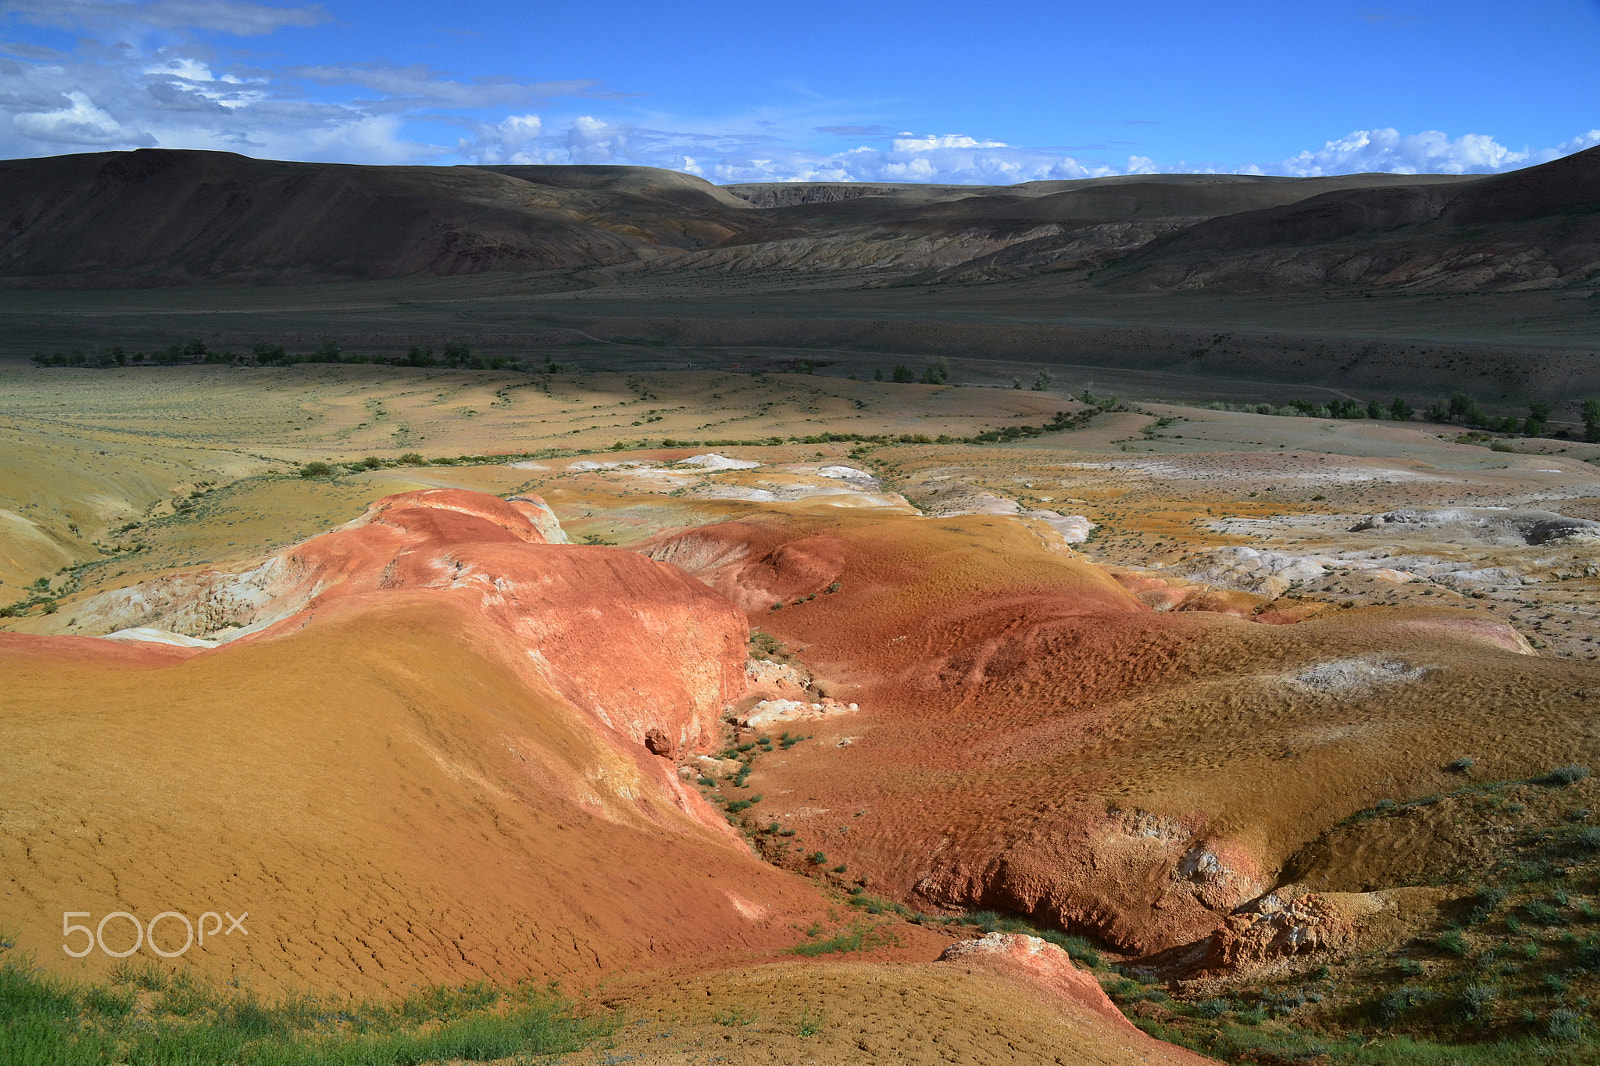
12 90 151 145
890 133 1007 152
0 6 603 164
1551 129 1600 157
144 56 215 81
461 112 549 164
566 114 627 163
3 0 329 36
286 62 601 110
1277 128 1535 176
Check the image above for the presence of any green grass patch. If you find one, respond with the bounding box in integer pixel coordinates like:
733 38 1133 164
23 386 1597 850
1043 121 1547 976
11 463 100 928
0 948 610 1065
788 923 897 957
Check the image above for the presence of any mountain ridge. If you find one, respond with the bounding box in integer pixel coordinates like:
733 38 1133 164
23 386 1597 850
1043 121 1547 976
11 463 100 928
0 146 1594 293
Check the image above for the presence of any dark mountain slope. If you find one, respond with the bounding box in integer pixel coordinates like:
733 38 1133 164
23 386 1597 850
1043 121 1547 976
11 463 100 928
1100 146 1600 292
0 150 760 287
0 147 1593 293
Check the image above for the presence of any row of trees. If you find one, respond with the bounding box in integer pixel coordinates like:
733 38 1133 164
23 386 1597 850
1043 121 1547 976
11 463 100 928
1267 394 1589 439
30 340 566 374
867 358 953 385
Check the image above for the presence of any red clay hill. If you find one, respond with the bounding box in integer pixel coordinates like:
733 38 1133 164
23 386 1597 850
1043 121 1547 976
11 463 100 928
0 489 825 994
640 508 1600 960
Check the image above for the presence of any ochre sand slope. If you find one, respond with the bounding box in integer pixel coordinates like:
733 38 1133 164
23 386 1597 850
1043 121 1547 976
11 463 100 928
0 490 827 994
566 951 1213 1065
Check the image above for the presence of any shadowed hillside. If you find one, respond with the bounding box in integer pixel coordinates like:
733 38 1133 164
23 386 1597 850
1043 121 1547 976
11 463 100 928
2 147 1595 294
1105 146 1600 292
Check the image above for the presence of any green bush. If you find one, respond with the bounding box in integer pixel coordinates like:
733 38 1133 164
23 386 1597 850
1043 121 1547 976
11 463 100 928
1548 1007 1583 1041
1376 984 1433 1023
1457 982 1497 1023
1543 765 1590 786
298 461 334 478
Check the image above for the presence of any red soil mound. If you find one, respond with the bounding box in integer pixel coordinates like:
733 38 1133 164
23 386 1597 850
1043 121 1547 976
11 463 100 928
0 490 826 993
642 510 1600 957
937 933 1214 1064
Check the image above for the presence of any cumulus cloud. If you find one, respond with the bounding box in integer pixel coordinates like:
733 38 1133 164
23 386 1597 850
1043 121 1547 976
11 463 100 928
12 90 152 146
461 113 549 164
566 114 627 163
1280 128 1525 176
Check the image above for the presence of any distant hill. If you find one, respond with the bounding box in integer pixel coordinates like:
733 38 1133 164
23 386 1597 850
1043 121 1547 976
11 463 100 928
0 150 760 287
0 146 1594 293
1102 147 1600 292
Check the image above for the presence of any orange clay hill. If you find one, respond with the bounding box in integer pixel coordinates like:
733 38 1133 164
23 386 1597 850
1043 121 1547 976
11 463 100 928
640 507 1600 960
0 485 1227 1066
0 488 836 995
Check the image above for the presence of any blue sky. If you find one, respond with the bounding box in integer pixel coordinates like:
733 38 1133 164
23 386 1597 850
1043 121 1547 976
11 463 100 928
1 0 1596 183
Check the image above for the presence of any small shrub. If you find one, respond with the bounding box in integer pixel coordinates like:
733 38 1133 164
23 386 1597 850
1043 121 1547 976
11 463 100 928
1449 756 1476 773
1524 900 1566 926
795 1007 824 1037
1437 930 1470 957
298 461 334 478
1543 765 1591 786
1457 982 1497 1023
1195 997 1231 1018
1376 984 1432 1024
1548 1007 1584 1041
1048 933 1100 969
1466 884 1508 925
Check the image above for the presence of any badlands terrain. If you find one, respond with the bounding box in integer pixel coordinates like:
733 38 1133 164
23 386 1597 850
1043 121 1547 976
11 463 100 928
2 147 1600 1064
5 360 1600 1063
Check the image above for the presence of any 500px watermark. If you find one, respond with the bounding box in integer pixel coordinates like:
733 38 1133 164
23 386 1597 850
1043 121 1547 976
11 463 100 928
62 911 248 958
